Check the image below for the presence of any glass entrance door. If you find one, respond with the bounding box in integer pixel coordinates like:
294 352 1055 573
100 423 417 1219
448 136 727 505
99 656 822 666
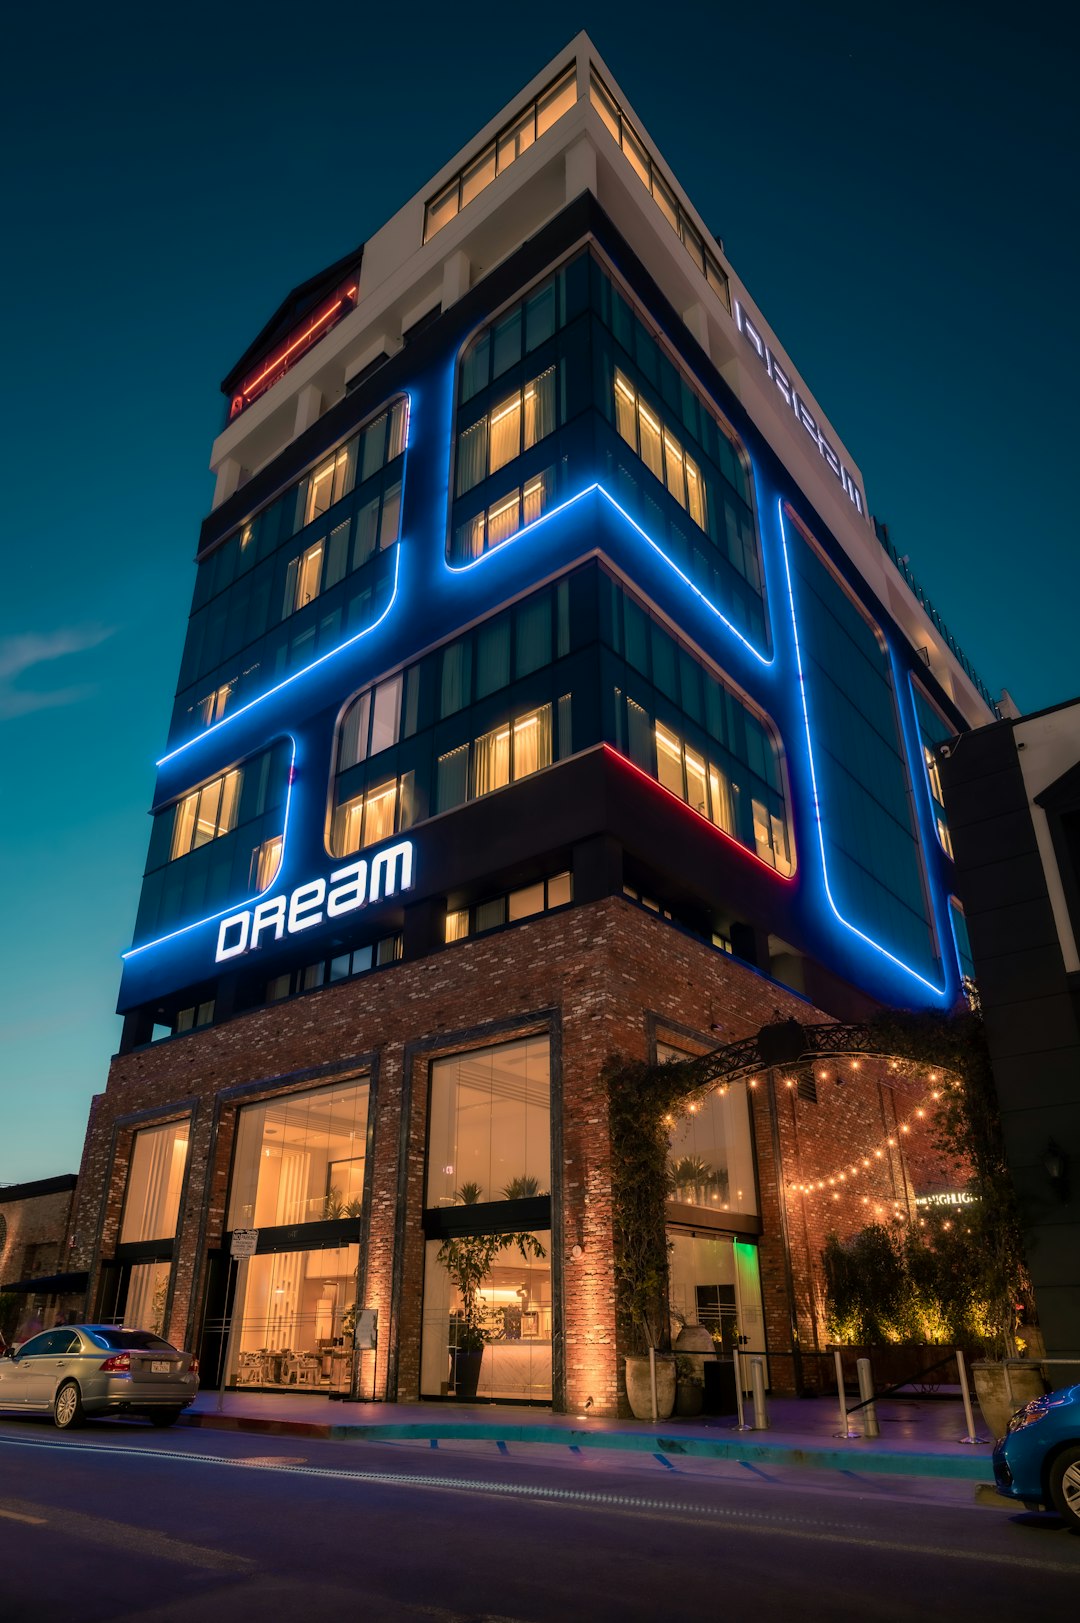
668 1231 768 1388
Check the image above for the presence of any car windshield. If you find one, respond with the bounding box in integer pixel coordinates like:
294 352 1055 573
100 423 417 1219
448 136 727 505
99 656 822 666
88 1330 176 1351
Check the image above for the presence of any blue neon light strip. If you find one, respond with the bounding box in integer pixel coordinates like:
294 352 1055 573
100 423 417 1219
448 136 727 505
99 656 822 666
448 483 773 668
776 500 946 999
159 392 414 769
123 737 298 959
157 544 403 768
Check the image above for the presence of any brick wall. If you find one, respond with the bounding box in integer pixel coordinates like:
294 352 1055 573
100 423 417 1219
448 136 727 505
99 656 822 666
70 896 966 1413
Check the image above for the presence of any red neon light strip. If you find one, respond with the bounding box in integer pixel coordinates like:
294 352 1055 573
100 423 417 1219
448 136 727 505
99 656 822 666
601 743 796 882
240 284 359 401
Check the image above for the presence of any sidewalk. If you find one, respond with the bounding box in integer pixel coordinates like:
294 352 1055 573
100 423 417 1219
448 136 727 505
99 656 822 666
180 1388 997 1482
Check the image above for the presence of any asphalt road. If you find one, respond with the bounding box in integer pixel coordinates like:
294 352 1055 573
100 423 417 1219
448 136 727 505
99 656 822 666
0 1415 1077 1622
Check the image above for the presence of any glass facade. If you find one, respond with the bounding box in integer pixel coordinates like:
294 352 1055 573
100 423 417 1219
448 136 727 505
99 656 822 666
120 1121 190 1243
229 1243 360 1389
912 681 955 858
325 562 790 875
451 249 766 649
660 1046 757 1218
589 69 731 313
124 1260 173 1336
173 398 406 739
135 742 291 941
427 1038 550 1208
421 1232 551 1400
424 65 577 242
422 1037 552 1402
790 517 936 975
227 1078 370 1229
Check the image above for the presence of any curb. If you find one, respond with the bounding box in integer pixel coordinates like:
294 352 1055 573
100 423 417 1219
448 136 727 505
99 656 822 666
179 1411 994 1481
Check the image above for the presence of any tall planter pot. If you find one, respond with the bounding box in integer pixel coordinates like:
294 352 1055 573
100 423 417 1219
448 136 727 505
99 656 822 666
625 1354 676 1421
450 1346 484 1401
971 1360 1047 1440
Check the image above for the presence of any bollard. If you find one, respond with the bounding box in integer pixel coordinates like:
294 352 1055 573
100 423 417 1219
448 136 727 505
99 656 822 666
732 1348 751 1431
956 1349 987 1444
750 1357 769 1430
856 1356 880 1438
834 1348 858 1438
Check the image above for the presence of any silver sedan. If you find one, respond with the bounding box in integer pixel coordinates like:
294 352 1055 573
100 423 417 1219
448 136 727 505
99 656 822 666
0 1325 199 1428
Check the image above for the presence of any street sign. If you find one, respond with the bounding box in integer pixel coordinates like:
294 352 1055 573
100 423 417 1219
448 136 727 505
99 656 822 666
230 1229 259 1259
355 1307 378 1350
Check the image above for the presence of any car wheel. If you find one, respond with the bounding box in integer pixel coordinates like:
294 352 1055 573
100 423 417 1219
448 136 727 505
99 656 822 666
53 1381 84 1430
1049 1446 1080 1530
147 1408 182 1428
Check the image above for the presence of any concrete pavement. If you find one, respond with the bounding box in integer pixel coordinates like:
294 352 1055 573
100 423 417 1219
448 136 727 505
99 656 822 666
180 1387 997 1480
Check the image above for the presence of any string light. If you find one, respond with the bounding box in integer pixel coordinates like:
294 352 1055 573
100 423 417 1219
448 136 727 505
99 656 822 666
789 1081 944 1204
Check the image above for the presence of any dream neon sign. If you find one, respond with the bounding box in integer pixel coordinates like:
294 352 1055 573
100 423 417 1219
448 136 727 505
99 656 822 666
215 839 415 962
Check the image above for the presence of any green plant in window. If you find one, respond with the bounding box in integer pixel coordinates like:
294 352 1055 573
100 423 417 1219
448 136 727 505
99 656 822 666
436 1182 546 1352
668 1155 729 1207
324 1187 344 1221
501 1175 546 1200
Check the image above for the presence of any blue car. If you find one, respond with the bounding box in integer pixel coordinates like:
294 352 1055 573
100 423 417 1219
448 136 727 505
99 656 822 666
993 1382 1080 1528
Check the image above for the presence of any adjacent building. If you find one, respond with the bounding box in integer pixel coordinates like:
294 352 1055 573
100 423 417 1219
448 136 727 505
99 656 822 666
941 697 1080 1363
67 36 995 1412
0 1176 82 1343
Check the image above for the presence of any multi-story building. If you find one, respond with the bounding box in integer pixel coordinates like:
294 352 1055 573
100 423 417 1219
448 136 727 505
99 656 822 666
68 36 996 1413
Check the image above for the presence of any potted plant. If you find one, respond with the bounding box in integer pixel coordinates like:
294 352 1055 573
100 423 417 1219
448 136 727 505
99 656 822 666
674 1354 705 1417
436 1182 545 1401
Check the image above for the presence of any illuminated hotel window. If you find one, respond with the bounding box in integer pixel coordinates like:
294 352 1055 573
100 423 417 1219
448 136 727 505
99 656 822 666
170 768 241 860
136 742 290 943
423 65 577 242
949 896 976 999
266 936 402 1003
120 1121 190 1243
602 573 790 874
614 370 706 530
437 702 553 812
455 470 554 561
175 1000 215 1033
456 368 556 495
444 872 572 943
199 680 234 728
177 397 405 739
251 834 283 892
331 774 415 858
911 681 956 859
589 70 730 313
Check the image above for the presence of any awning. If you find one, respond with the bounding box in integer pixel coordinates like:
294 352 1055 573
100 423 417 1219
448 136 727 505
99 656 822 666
0 1272 88 1295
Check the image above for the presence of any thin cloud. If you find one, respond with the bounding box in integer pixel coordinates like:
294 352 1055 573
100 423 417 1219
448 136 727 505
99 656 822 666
0 625 113 719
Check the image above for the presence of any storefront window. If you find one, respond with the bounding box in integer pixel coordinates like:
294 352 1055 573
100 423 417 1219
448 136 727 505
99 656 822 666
668 1233 767 1377
659 1044 757 1216
228 1243 359 1389
420 1232 551 1401
120 1121 190 1243
427 1038 550 1208
227 1078 369 1229
125 1260 172 1336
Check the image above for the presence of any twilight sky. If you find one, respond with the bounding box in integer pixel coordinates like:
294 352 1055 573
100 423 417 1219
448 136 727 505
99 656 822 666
1 0 1077 1181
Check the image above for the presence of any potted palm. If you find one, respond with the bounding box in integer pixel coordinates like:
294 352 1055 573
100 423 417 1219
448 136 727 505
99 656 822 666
436 1182 545 1401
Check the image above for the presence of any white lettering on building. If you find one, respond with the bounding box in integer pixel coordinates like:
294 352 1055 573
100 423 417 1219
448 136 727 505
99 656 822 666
733 300 865 515
914 1191 976 1208
215 839 415 962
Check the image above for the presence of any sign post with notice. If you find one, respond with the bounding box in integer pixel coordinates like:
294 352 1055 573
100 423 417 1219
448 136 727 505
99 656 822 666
217 1230 259 1410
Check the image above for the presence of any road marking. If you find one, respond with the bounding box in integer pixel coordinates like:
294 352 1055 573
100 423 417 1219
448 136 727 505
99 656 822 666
0 1493 251 1572
1 1433 1076 1577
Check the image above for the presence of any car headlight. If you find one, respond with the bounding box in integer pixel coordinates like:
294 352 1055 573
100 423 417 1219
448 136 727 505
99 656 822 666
1006 1400 1048 1433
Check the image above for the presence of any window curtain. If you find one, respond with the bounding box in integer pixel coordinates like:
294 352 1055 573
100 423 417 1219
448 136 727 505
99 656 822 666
513 704 552 780
473 725 511 796
456 419 488 496
523 368 555 448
